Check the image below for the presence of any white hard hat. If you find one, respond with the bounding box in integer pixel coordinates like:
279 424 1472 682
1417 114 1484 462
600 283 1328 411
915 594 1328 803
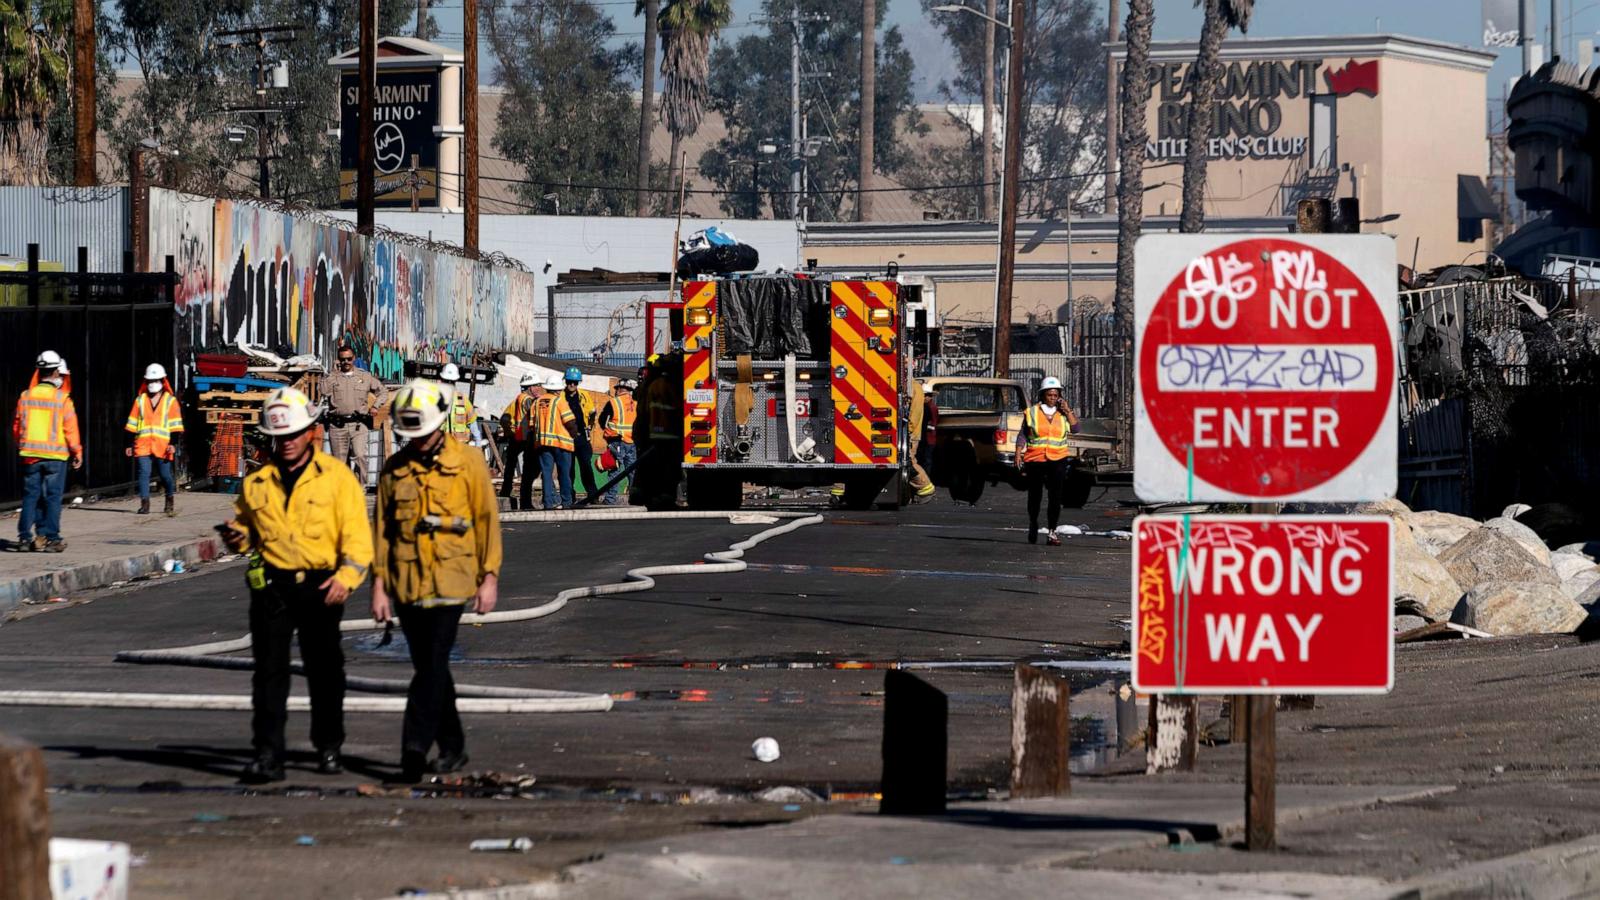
56 359 69 376
259 387 320 436
144 363 168 381
35 350 62 369
391 380 451 439
1039 376 1063 392
519 372 538 387
619 378 637 391
921 383 934 395
440 363 461 382
544 375 564 391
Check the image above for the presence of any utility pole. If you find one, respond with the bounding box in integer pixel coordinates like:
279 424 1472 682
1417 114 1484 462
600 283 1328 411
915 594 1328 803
1104 0 1118 214
218 26 295 200
636 0 659 216
791 2 803 220
1521 0 1537 74
993 0 1025 377
358 0 377 234
464 0 480 255
857 0 876 221
981 0 997 219
72 0 96 186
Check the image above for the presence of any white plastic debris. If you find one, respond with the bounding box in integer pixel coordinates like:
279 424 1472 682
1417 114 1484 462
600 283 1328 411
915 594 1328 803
162 559 185 574
71 497 83 506
1054 525 1084 536
752 737 781 763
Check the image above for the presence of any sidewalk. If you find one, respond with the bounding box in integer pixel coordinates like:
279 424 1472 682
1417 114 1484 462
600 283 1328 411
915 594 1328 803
0 491 238 619
377 782 1449 900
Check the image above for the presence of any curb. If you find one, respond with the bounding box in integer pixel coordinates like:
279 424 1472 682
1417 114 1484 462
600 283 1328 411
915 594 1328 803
1382 832 1600 899
0 535 228 623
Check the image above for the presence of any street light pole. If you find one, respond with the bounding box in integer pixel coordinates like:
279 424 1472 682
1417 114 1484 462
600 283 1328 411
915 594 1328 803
993 0 1025 378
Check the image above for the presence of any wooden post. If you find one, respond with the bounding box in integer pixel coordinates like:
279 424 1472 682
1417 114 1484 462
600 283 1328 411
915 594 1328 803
1010 663 1071 797
1245 694 1276 851
0 734 52 900
1229 694 1248 744
356 0 377 235
880 669 947 815
72 0 97 186
463 0 479 256
1146 693 1197 773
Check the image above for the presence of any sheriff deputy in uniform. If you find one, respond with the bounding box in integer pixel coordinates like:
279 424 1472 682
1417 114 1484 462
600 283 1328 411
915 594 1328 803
596 378 637 505
220 387 372 783
13 350 82 552
1013 376 1078 547
325 343 388 488
125 363 185 516
371 380 503 781
499 373 542 509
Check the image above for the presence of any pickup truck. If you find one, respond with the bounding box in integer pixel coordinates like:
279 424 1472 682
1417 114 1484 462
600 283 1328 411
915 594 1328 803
920 376 1117 505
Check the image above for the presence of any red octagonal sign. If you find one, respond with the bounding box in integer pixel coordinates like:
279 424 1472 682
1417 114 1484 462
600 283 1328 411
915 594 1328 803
1134 235 1397 502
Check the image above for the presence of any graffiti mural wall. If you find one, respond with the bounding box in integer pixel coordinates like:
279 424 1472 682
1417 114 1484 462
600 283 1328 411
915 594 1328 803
149 188 536 380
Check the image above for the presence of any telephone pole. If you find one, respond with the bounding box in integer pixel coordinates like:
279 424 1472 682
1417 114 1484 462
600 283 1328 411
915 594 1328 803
981 0 997 219
464 0 480 255
217 25 296 200
993 0 1025 377
857 0 875 221
790 3 803 220
72 0 96 185
358 0 377 234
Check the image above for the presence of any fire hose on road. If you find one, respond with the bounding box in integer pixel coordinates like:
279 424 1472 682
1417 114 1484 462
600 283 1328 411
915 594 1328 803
0 512 825 714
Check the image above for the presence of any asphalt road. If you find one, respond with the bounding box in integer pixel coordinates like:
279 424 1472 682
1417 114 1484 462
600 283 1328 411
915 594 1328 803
0 482 1138 896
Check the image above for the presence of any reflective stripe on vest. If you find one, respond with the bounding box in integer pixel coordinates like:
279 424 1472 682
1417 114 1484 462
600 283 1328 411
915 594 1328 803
536 396 575 451
127 392 183 457
447 396 473 436
1022 405 1070 463
18 385 72 460
604 394 637 441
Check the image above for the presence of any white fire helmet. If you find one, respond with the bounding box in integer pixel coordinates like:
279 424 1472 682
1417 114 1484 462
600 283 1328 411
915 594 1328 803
519 372 539 388
259 387 321 437
544 375 564 391
35 350 62 370
391 380 451 439
143 363 168 381
1039 376 1063 393
440 363 461 383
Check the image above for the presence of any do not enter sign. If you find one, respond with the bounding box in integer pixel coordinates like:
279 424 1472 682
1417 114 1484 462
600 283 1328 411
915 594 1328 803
1134 235 1397 502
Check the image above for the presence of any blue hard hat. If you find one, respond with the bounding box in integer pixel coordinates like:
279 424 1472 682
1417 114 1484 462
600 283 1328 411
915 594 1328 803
564 366 582 383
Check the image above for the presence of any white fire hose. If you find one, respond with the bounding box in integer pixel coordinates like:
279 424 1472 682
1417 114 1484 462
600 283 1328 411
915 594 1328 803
785 354 818 462
0 512 824 714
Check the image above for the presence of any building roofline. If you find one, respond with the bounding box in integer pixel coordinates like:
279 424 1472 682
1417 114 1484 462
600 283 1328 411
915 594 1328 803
804 216 1294 246
1108 34 1497 72
329 36 464 69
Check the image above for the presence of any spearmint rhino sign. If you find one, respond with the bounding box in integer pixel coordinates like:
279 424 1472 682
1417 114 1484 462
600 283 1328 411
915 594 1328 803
1144 58 1351 161
339 69 441 206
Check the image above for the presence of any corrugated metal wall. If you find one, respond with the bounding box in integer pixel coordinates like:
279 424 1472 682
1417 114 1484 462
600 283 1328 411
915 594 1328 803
0 187 130 271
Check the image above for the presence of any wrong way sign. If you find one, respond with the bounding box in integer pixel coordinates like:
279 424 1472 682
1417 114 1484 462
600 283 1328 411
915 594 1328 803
1134 235 1398 502
1131 515 1394 694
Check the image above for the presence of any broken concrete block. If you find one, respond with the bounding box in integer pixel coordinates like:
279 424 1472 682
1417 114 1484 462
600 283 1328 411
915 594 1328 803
1483 517 1553 565
1407 510 1480 558
1438 527 1559 592
1393 521 1463 622
1450 580 1588 635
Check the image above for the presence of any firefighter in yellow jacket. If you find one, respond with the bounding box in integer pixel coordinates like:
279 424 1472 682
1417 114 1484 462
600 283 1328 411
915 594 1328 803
125 363 184 517
371 380 503 781
219 387 372 783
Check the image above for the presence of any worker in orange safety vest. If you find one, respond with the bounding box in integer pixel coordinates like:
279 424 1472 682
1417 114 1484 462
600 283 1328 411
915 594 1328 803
12 350 82 552
1012 376 1078 547
596 379 637 505
498 373 542 509
126 362 185 517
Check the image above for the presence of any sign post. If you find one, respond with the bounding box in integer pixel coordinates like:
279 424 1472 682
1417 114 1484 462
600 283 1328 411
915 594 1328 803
1132 234 1398 850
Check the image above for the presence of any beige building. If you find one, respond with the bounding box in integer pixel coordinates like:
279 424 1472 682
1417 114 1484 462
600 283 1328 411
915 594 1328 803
806 34 1500 324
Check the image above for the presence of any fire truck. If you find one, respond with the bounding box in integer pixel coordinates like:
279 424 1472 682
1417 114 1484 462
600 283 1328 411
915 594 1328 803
655 275 913 511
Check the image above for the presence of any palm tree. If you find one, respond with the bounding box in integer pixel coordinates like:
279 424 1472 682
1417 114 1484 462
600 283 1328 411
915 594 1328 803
657 0 732 186
1112 0 1152 378
1178 0 1252 233
857 0 875 221
0 0 72 186
635 0 660 216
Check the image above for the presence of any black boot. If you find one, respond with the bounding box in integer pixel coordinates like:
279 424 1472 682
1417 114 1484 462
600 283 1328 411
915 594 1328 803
164 495 176 517
390 751 428 784
1028 524 1039 544
136 498 150 515
429 750 469 775
315 747 344 775
241 754 285 784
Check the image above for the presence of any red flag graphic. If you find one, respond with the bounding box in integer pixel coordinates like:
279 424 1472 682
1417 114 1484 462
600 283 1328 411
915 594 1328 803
1325 59 1379 96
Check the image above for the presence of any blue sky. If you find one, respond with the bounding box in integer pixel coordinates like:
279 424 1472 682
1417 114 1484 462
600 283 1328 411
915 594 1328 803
420 0 1600 102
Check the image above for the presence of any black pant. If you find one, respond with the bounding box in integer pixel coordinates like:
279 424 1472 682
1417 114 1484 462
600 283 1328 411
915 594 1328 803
249 570 345 760
572 440 598 498
1025 459 1069 532
398 603 466 759
501 441 537 507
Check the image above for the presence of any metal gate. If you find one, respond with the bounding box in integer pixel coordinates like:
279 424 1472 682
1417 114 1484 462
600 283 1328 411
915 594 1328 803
0 249 177 504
